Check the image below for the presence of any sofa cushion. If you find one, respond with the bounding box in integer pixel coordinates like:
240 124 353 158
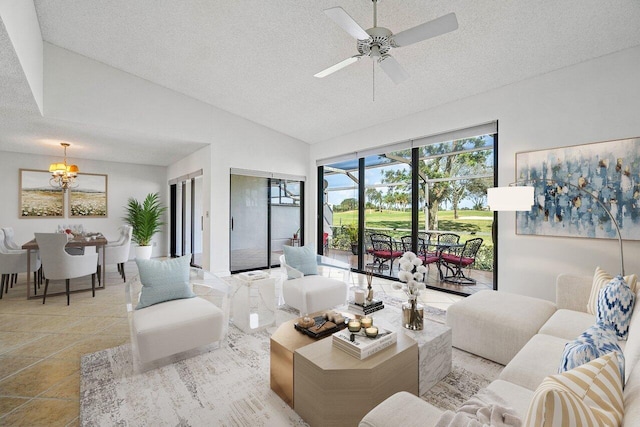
597 274 635 340
135 255 195 309
524 352 623 427
446 290 556 365
538 309 595 340
486 379 535 420
358 391 443 427
621 288 640 384
558 321 625 384
499 334 568 391
283 244 318 278
587 266 637 315
623 360 640 426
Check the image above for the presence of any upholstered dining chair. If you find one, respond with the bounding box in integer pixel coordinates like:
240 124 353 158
104 225 132 282
0 229 41 298
35 233 98 305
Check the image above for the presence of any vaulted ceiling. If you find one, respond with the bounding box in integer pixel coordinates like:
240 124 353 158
1 1 640 165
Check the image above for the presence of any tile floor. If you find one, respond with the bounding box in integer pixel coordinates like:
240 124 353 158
0 260 462 426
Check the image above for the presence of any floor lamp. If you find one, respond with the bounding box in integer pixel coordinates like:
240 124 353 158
487 179 625 277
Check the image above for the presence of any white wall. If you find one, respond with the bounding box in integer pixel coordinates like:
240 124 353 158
168 122 309 276
310 45 640 302
0 150 167 258
0 0 43 114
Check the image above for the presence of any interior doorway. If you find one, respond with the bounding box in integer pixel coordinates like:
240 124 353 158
169 170 204 267
230 170 304 274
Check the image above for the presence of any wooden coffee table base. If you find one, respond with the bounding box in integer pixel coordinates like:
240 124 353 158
293 333 418 427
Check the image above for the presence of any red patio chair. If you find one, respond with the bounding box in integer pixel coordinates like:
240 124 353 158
440 237 483 285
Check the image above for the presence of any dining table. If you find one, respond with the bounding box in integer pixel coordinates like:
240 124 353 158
22 235 108 300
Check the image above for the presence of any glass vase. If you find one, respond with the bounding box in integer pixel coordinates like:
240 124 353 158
402 297 424 330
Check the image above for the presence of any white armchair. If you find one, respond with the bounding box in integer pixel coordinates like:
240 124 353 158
105 225 132 282
35 233 98 305
0 229 41 298
126 267 231 371
279 254 350 315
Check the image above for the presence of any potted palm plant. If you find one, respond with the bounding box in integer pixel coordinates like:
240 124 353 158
123 192 166 259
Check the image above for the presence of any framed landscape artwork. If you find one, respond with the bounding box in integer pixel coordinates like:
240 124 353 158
20 169 64 218
515 137 640 240
69 173 108 217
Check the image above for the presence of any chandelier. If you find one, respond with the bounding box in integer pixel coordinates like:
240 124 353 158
49 142 79 192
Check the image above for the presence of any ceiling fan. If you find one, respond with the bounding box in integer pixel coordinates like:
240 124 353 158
314 0 458 84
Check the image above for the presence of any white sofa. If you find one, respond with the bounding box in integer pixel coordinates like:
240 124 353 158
360 274 640 426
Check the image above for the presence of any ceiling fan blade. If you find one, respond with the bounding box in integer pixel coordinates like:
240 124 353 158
324 7 370 40
314 56 362 78
378 55 410 84
392 12 458 47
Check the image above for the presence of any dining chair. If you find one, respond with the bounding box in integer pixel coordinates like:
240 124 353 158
368 233 403 273
35 233 98 305
0 229 42 298
440 237 484 285
104 225 133 282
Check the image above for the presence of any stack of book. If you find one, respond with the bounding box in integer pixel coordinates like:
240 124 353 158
332 327 397 359
347 299 384 315
238 270 269 281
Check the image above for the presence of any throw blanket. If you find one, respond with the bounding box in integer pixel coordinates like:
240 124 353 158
435 388 522 427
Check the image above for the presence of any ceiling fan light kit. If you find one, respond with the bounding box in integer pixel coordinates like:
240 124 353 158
315 0 458 89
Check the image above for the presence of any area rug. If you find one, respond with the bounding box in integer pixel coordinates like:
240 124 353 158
80 307 503 426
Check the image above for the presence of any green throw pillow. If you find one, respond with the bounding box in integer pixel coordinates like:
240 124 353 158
135 255 195 309
283 244 318 278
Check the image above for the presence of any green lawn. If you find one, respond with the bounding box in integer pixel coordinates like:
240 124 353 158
333 209 493 235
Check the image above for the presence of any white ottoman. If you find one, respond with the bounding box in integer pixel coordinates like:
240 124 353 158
446 290 556 365
133 296 225 364
282 275 348 314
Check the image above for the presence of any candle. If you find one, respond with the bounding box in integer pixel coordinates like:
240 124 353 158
354 289 365 305
365 327 378 338
360 317 372 328
348 320 361 332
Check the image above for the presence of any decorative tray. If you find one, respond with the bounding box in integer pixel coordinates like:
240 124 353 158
294 315 348 339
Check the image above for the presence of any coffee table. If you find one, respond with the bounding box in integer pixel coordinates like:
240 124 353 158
371 307 452 394
269 315 316 408
269 305 452 411
294 330 418 427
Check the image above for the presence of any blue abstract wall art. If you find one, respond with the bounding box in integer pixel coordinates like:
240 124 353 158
515 137 640 240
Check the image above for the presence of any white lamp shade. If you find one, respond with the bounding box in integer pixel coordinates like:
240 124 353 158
487 186 534 211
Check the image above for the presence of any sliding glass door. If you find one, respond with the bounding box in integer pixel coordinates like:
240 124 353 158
230 171 304 274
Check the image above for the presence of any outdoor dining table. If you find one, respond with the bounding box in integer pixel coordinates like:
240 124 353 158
22 235 108 300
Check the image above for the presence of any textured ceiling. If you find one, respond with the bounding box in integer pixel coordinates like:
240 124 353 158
1 1 640 165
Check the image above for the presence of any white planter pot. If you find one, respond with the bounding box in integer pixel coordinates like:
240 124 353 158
135 245 153 260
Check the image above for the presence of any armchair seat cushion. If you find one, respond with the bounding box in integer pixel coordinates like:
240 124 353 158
282 275 348 314
133 296 224 364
